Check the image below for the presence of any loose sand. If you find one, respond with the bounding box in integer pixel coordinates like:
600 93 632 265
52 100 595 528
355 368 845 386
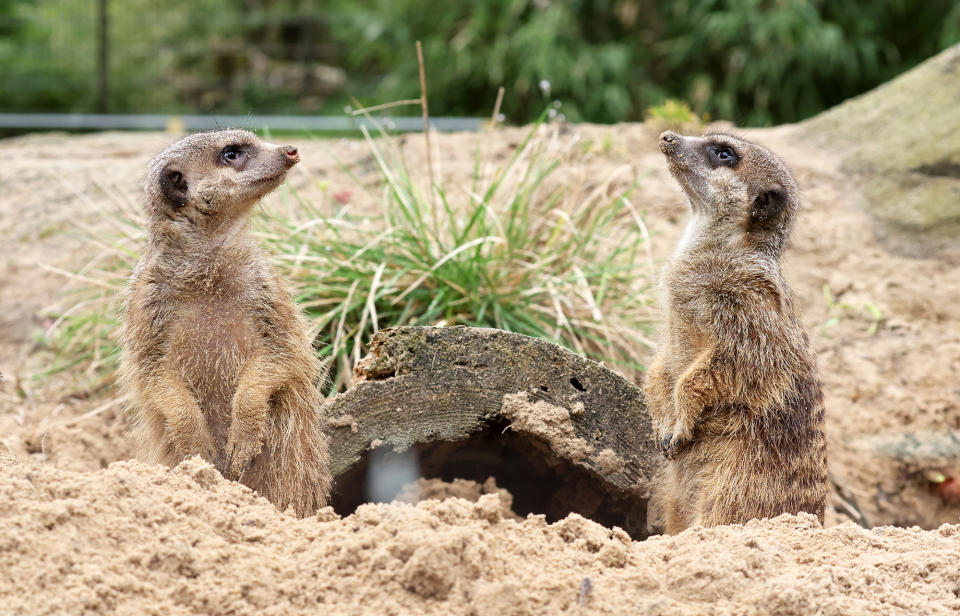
2 455 958 615
0 122 958 613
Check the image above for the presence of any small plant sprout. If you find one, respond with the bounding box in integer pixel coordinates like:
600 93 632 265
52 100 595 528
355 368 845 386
820 283 885 337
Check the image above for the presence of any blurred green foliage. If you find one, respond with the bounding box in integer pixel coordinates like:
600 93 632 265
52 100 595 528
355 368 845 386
647 99 702 129
2 0 959 125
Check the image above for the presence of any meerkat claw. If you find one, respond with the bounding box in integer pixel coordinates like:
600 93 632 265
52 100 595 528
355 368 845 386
657 434 683 459
225 441 255 479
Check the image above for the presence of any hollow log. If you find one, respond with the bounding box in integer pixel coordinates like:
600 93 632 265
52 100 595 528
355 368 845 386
324 325 661 538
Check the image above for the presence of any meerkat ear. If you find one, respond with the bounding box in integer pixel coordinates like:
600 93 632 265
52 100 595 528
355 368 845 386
161 169 189 208
749 185 786 228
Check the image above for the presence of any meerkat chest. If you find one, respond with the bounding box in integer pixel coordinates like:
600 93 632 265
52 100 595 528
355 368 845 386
169 290 258 400
664 310 712 370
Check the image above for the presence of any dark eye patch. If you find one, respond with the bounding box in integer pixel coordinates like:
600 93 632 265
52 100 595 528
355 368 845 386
219 144 250 166
706 144 739 167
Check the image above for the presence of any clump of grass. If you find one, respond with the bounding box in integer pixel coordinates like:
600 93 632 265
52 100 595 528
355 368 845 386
37 188 144 388
268 115 656 390
42 113 657 394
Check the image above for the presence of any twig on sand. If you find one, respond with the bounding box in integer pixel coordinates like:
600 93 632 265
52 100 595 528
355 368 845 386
59 396 127 428
490 86 505 128
830 472 870 528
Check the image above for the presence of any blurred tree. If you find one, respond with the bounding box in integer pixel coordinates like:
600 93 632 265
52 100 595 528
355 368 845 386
335 0 960 124
0 0 97 111
0 0 958 125
654 0 960 124
332 0 653 122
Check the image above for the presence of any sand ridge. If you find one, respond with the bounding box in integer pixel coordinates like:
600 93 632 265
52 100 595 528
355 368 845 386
2 455 958 616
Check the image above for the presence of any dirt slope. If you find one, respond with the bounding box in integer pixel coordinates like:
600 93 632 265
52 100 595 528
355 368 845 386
2 455 958 616
0 119 958 613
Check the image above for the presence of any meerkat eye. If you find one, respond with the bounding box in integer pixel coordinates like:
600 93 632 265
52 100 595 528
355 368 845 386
220 146 248 165
707 145 738 166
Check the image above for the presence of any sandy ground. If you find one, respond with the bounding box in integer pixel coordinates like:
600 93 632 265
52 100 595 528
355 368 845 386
1 122 959 614
3 455 959 615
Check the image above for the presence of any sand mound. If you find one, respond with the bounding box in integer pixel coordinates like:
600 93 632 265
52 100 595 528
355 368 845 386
2 119 960 613
2 455 958 615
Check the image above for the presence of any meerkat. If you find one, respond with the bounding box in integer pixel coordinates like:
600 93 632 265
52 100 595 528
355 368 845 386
120 129 330 516
645 130 827 534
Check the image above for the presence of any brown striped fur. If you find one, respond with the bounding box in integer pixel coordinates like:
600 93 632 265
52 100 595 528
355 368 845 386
120 129 330 516
646 130 827 534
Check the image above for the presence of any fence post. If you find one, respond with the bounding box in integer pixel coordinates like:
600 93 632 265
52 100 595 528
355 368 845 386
96 0 109 113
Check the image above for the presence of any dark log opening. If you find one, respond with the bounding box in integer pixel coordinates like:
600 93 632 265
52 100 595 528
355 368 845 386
329 416 650 540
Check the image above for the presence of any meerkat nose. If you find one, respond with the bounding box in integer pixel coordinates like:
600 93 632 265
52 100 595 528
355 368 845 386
658 131 681 156
284 146 300 163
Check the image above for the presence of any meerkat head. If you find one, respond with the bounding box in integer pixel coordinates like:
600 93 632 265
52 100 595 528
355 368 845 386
144 128 300 240
658 130 799 255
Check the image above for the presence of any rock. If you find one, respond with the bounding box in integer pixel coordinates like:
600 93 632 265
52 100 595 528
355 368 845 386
799 43 960 249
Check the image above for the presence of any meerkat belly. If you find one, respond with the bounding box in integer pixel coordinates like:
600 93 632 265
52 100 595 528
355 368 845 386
170 295 257 444
684 380 826 519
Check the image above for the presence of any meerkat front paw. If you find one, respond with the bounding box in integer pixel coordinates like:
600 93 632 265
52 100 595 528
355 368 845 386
656 434 676 459
171 429 218 466
652 416 685 460
655 431 691 460
666 380 702 450
224 414 267 479
224 433 264 480
669 414 695 444
225 390 271 479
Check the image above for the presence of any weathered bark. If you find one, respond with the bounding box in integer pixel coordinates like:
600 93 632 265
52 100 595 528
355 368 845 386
325 325 660 538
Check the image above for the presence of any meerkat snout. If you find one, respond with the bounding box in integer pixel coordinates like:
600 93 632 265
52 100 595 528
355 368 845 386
657 131 684 164
658 130 678 145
